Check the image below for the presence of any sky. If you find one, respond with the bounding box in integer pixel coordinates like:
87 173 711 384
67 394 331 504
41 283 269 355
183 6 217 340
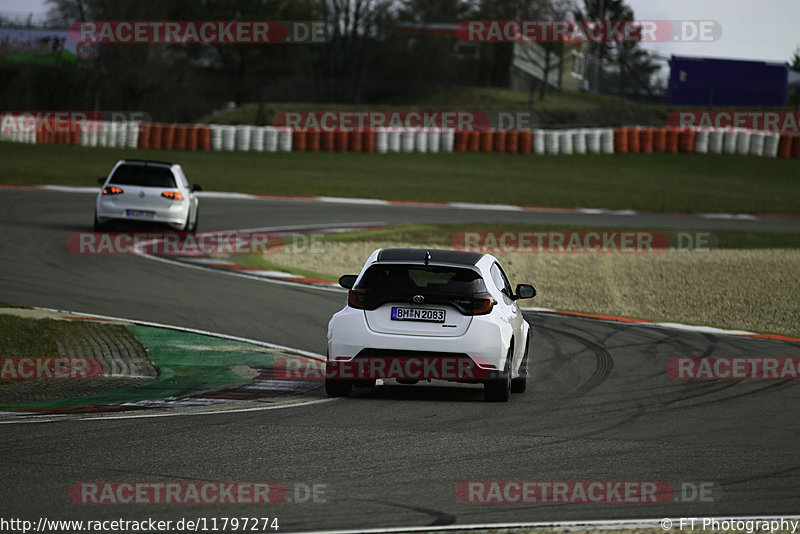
604 0 797 64
2 0 799 64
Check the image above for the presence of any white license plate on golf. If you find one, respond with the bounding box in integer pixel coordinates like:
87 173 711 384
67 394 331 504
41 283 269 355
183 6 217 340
126 209 155 218
391 307 445 323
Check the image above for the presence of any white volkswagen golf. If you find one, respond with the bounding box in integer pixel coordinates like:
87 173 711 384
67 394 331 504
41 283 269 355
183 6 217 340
95 159 201 231
326 248 536 402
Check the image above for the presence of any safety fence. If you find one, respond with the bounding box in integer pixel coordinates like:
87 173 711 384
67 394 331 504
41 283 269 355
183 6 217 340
2 117 799 158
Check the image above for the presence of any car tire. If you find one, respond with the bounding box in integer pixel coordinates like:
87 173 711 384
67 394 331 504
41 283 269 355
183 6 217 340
188 207 199 233
484 348 512 402
93 211 104 231
325 377 352 397
353 379 376 388
511 374 527 394
511 331 530 394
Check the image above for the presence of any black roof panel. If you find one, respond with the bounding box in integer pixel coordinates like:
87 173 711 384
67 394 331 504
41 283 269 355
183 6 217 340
121 159 173 167
376 248 483 266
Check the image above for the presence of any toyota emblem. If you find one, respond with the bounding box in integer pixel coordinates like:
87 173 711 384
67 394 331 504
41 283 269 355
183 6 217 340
412 295 424 304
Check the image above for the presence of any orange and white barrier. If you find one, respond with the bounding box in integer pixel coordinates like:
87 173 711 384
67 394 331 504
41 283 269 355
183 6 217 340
3 116 798 159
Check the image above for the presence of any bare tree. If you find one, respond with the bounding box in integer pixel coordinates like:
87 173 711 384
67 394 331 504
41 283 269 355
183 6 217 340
46 0 90 24
536 0 575 100
575 0 657 97
790 46 800 70
573 0 623 92
312 0 395 103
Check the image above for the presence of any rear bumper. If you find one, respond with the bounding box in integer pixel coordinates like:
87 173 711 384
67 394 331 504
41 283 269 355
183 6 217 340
326 350 495 381
327 308 510 381
96 198 189 229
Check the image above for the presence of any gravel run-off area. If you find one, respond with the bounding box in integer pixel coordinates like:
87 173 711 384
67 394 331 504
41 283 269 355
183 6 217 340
265 242 800 339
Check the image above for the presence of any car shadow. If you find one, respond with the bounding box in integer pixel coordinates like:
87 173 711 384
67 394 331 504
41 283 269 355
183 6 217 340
351 382 486 402
92 220 184 232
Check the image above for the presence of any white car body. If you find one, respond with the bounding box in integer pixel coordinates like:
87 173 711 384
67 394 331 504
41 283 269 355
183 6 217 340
326 248 536 402
95 159 199 231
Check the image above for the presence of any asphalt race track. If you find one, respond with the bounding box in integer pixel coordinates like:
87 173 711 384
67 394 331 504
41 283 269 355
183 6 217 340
1 189 799 532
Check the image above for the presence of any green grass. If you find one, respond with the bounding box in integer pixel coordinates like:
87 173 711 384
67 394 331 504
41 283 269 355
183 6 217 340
199 86 798 126
0 315 64 358
391 86 797 112
197 87 668 124
2 141 799 214
0 312 133 360
414 86 657 110
198 102 428 125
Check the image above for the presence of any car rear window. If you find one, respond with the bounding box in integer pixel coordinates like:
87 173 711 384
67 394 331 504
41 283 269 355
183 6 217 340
356 265 486 296
109 164 177 188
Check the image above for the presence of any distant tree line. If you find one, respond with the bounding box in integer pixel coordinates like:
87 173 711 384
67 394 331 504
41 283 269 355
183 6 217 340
0 0 663 121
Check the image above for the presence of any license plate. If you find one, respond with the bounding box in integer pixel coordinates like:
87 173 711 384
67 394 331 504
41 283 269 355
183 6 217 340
126 209 155 218
391 307 445 323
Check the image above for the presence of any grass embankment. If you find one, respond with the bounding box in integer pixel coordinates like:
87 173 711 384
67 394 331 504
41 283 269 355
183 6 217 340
0 308 128 359
221 225 800 339
196 87 668 125
198 86 799 125
0 306 153 403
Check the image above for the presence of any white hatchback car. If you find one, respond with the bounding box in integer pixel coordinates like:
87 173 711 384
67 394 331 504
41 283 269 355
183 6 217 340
327 248 536 402
95 159 201 231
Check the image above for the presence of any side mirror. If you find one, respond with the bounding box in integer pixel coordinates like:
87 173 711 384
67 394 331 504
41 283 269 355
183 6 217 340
514 283 536 300
192 184 203 192
338 274 357 289
97 177 106 186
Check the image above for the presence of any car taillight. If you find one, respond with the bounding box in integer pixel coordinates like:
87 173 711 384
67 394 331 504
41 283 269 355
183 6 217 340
348 289 368 309
469 297 496 315
102 186 123 195
161 191 184 201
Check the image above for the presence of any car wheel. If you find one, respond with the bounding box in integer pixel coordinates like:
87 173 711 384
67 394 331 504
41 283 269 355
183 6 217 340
93 210 104 231
511 374 527 394
484 347 512 402
511 331 530 394
325 377 352 397
189 207 199 233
